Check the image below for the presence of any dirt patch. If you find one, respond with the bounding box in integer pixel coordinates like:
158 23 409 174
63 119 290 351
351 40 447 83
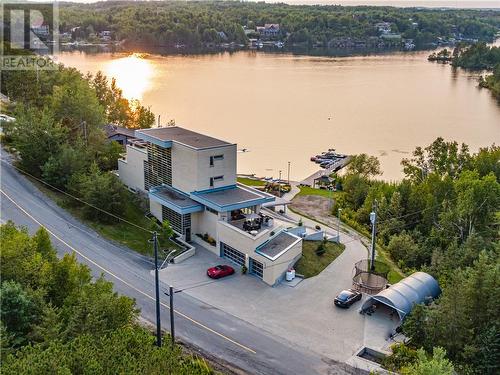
290 195 369 248
290 195 337 227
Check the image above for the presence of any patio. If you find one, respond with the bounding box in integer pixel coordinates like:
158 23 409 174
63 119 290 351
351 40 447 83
228 211 276 235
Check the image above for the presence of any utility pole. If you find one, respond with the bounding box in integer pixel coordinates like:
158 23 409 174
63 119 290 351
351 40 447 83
278 170 282 196
157 114 161 127
337 208 342 242
153 231 162 347
369 200 378 271
161 249 177 348
287 161 291 185
169 286 175 347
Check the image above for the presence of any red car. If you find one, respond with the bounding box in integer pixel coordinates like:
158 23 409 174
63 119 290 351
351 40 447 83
207 265 235 279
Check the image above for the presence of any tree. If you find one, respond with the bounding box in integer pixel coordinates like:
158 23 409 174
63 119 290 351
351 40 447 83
402 138 471 181
382 343 418 372
343 174 370 210
32 227 57 264
42 144 90 189
437 171 499 243
346 154 381 178
60 277 138 340
95 140 123 171
10 107 68 176
48 253 91 308
161 220 174 240
401 347 454 375
50 73 106 139
386 231 423 269
73 164 127 223
130 100 155 129
0 281 44 348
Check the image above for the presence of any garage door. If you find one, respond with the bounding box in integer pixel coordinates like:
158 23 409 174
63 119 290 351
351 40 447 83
221 243 246 267
249 258 263 279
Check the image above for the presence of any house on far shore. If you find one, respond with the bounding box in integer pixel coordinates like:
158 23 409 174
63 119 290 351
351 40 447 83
117 126 303 286
99 30 112 41
216 31 228 41
257 24 280 39
104 124 137 146
32 24 50 37
375 22 392 35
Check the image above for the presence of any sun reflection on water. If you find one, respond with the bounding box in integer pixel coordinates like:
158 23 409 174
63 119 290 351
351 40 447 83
105 53 153 101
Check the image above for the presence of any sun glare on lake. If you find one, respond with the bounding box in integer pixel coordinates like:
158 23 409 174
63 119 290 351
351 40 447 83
105 53 153 101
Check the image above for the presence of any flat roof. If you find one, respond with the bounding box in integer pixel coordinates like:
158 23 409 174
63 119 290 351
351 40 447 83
149 186 203 214
256 231 301 261
191 185 275 211
136 126 233 149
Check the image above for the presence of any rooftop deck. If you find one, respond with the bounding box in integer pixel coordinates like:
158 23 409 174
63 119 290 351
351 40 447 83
228 216 274 236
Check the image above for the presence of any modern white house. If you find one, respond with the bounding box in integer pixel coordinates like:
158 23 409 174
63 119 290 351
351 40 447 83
118 126 302 286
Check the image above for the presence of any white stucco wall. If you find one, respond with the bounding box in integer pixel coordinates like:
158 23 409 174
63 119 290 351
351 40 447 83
195 145 237 191
171 143 237 193
171 143 199 193
150 200 162 222
217 220 271 255
191 210 220 256
118 145 147 193
254 239 303 286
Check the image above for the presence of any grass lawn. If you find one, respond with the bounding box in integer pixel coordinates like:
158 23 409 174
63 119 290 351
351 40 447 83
295 240 345 278
237 177 266 187
30 179 181 258
376 249 405 284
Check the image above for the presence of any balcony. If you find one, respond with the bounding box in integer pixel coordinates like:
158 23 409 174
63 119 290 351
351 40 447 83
217 213 287 255
227 213 275 236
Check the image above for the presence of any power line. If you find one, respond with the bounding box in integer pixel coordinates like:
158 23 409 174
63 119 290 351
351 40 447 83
2 159 153 234
377 195 459 225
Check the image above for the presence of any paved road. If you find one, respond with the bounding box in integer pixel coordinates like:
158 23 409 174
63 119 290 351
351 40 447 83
0 152 357 375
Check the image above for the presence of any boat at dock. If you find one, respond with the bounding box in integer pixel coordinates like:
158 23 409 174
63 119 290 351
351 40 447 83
310 148 348 168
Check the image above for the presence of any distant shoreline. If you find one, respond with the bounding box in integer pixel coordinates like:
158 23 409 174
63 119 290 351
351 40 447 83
64 0 500 10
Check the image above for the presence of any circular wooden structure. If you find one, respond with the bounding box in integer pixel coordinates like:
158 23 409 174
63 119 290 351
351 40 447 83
352 259 389 295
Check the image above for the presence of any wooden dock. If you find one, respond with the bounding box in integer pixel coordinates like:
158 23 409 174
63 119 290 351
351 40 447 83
299 156 351 187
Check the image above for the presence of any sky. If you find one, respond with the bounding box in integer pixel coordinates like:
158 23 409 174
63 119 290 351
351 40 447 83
58 1 500 9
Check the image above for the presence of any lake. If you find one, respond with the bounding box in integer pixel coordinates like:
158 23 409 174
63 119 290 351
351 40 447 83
56 50 500 181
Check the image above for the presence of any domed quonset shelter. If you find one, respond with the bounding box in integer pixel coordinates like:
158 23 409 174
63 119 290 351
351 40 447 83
361 272 441 320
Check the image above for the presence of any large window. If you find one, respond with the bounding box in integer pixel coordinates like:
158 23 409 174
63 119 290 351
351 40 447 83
161 205 190 236
144 144 172 190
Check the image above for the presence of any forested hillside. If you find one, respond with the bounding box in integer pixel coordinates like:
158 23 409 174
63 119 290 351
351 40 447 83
0 223 214 374
59 1 500 49
429 42 500 99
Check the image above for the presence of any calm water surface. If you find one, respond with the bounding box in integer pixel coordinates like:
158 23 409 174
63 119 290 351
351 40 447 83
56 50 500 181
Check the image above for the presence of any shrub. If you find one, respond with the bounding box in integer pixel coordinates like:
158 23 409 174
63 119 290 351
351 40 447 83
315 243 326 256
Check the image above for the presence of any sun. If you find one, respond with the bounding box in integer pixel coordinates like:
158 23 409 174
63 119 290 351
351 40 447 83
104 53 154 101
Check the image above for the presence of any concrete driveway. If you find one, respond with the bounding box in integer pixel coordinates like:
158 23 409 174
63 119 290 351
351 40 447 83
159 232 391 363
